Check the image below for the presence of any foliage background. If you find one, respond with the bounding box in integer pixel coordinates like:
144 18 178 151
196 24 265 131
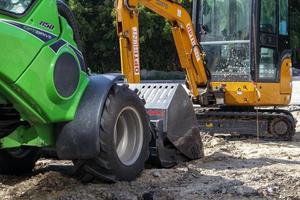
64 0 191 73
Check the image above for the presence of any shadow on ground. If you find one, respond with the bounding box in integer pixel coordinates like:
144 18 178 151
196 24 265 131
201 151 300 170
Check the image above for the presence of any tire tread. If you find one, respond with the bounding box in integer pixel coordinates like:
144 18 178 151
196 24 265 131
74 85 150 182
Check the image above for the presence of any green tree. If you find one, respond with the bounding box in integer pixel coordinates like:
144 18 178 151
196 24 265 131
65 0 119 73
65 0 192 73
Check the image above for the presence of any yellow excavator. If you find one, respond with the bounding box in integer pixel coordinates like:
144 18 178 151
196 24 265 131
115 0 299 140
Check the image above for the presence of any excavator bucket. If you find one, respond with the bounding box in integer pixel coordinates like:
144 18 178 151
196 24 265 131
130 83 204 167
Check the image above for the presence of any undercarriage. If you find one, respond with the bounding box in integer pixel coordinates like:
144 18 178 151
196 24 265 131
196 106 297 140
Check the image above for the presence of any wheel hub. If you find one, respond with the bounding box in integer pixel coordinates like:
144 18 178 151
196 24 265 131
270 119 289 136
114 106 143 166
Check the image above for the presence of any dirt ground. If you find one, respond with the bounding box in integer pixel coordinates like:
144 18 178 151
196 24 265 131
0 135 299 200
1 119 300 200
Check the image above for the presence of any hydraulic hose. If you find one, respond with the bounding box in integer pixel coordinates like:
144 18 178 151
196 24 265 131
124 0 136 12
191 44 211 82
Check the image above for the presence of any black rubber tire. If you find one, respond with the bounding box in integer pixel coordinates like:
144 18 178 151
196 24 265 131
57 0 83 53
0 148 40 175
73 85 150 182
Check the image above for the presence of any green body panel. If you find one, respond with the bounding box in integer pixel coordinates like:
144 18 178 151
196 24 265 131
0 0 90 148
15 43 89 123
0 21 47 82
1 124 55 148
0 0 61 83
0 1 61 34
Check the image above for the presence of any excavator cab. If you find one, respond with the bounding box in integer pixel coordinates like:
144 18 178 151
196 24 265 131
193 0 251 82
193 0 300 85
192 0 300 139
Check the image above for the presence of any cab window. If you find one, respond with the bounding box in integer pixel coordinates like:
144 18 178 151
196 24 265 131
279 0 288 35
258 48 278 82
0 0 34 15
260 0 277 33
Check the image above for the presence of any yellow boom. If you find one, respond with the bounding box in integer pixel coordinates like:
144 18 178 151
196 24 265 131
116 0 208 99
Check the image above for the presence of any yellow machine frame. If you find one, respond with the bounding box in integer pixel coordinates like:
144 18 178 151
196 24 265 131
116 0 293 107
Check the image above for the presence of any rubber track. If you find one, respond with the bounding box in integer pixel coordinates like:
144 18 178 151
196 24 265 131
195 108 296 140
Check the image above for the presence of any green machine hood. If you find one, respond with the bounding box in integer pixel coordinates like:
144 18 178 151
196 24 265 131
0 0 89 124
0 19 57 82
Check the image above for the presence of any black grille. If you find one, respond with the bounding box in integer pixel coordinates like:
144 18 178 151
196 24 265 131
0 104 21 138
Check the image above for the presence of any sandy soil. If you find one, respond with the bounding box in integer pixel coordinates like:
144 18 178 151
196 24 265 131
0 130 299 200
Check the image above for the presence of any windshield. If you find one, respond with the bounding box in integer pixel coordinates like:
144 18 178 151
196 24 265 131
199 0 251 81
0 0 33 15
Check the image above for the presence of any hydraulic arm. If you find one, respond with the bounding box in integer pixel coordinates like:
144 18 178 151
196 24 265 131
116 0 208 99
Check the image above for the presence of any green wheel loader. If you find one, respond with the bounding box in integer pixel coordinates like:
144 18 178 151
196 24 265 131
0 0 203 182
